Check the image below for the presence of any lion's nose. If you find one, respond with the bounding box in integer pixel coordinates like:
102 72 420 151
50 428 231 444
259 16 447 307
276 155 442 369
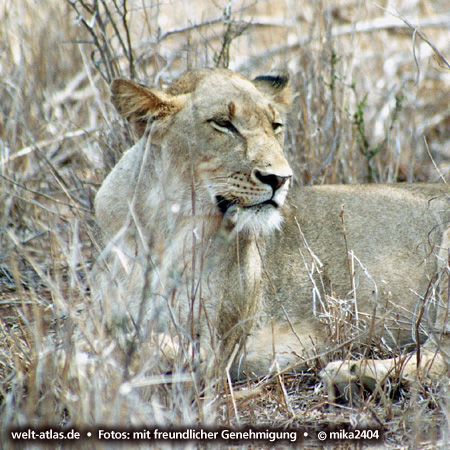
254 169 291 193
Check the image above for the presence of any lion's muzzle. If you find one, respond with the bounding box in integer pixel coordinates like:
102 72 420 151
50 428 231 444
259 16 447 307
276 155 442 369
215 166 292 216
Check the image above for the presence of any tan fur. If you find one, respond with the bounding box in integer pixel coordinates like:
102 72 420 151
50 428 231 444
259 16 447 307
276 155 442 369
94 68 450 390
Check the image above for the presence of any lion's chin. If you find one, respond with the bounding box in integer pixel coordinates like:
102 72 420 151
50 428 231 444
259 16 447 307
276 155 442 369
224 203 284 235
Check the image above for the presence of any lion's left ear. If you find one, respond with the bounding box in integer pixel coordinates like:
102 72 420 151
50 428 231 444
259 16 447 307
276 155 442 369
110 79 187 137
252 71 292 110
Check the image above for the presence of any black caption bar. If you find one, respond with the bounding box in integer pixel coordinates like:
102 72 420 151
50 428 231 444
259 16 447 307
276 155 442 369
9 426 383 444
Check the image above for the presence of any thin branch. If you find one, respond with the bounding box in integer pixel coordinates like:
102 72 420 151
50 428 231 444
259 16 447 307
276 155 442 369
2 128 96 164
235 14 450 70
399 15 450 70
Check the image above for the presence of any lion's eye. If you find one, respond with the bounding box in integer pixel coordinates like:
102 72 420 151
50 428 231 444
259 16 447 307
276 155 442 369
273 122 284 133
208 118 238 134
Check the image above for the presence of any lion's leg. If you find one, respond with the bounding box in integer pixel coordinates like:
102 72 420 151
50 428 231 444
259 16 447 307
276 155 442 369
321 347 448 400
230 321 325 380
320 298 450 401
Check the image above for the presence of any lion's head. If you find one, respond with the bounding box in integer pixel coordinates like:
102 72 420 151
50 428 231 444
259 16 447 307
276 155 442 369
110 68 293 235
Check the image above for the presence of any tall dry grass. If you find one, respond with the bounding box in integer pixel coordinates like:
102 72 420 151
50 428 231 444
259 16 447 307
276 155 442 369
1 0 450 449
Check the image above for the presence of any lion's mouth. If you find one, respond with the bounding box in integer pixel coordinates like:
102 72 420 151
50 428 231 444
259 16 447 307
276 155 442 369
215 195 278 215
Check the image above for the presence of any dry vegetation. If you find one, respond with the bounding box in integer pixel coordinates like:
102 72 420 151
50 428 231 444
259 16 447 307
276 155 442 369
1 0 450 449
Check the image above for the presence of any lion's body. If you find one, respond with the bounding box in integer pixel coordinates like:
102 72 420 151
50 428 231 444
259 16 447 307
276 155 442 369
94 68 450 386
249 183 450 375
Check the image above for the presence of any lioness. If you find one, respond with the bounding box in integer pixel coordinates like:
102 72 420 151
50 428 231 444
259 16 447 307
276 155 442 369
94 68 450 392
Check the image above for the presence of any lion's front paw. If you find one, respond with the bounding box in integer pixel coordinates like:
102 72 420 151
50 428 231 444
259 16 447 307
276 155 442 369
320 360 359 402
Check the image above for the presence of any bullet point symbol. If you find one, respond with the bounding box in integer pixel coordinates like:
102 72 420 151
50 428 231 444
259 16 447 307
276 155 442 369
304 432 308 437
87 432 92 437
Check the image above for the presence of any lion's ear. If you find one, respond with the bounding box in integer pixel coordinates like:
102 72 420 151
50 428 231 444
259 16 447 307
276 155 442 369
111 79 186 137
252 71 292 110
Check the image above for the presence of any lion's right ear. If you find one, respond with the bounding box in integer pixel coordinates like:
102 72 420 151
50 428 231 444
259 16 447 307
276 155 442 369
111 79 186 137
252 71 292 111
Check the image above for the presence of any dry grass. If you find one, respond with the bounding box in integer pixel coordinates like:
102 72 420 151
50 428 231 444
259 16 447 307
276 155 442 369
1 0 450 449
